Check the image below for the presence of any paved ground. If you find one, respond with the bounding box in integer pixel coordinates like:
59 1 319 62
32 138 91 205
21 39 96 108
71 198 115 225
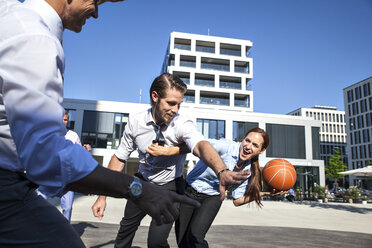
50 194 372 247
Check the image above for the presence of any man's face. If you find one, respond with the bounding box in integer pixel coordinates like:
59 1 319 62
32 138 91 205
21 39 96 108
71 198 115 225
62 0 98 33
152 88 183 124
63 114 69 127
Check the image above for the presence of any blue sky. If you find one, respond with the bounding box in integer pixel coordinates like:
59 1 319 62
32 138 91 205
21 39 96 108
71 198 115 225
63 0 372 114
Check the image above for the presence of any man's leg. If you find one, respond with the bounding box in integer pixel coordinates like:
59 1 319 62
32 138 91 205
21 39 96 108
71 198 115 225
0 170 85 248
115 199 146 248
61 191 75 222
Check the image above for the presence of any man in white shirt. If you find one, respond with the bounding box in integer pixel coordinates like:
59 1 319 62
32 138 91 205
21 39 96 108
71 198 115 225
92 73 249 248
0 1 201 247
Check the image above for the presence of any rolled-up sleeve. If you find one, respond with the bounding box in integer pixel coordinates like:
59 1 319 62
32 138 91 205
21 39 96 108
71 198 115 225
176 117 205 153
1 35 97 197
115 115 136 161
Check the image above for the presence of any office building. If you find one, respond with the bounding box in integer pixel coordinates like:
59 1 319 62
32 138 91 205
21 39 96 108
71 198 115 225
288 106 347 187
343 76 372 188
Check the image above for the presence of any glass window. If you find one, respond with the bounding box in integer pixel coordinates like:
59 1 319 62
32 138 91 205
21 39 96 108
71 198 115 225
234 94 250 108
180 55 196 68
201 57 229 71
174 38 191 51
197 119 225 139
232 121 259 141
82 111 128 149
196 40 215 53
195 73 214 87
265 124 306 159
234 61 249 74
220 43 241 56
220 76 241 89
200 92 229 106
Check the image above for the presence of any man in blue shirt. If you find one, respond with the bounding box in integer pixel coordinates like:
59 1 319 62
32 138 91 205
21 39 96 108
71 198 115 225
0 0 200 247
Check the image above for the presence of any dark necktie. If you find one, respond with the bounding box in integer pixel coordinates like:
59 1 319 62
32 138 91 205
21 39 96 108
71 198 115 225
153 123 165 146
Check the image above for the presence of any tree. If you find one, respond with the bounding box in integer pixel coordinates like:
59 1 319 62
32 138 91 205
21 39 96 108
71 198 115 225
325 148 347 186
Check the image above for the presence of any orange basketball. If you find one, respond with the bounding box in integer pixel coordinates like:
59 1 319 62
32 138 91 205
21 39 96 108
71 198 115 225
262 159 296 191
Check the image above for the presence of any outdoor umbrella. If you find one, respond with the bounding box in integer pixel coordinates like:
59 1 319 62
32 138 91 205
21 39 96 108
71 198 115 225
338 166 372 177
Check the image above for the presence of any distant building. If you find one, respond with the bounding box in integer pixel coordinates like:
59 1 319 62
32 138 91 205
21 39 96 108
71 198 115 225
288 106 347 187
63 32 326 198
343 76 372 189
161 32 253 111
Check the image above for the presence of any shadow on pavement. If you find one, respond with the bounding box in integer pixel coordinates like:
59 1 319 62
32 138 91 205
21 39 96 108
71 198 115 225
293 201 372 214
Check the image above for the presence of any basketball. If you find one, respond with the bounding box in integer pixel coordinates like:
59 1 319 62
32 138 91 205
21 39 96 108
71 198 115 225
262 159 296 191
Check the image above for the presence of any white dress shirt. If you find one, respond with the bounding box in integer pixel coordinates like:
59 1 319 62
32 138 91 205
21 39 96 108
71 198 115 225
115 108 204 185
0 0 98 196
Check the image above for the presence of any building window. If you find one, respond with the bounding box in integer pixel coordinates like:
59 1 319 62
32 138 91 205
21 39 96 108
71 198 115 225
174 38 191 51
312 127 321 159
234 61 249 74
364 83 370 97
367 113 372 127
201 57 229 71
265 124 306 159
195 73 214 87
200 91 229 106
197 119 225 139
173 71 190 85
347 90 354 102
64 109 76 130
196 40 215 53
234 94 250 108
355 86 361 100
180 55 196 68
232 121 259 141
82 111 128 149
220 43 241 56
220 76 241 89
183 90 195 103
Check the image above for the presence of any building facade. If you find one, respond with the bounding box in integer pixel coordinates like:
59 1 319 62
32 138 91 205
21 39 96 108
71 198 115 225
63 98 325 196
288 106 347 187
343 76 372 188
62 32 326 197
161 32 253 112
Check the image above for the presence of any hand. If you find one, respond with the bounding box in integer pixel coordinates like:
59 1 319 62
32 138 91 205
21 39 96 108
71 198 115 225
83 144 92 151
133 180 200 225
146 143 169 156
218 169 250 201
92 196 107 220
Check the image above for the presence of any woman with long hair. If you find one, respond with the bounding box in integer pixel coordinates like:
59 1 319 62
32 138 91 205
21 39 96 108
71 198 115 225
146 127 281 248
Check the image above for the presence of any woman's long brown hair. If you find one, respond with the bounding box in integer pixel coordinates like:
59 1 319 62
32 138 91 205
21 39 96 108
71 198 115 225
243 127 270 208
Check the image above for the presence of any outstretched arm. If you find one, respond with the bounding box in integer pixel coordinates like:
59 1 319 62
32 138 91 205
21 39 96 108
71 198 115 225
233 191 287 206
69 163 200 225
192 141 250 201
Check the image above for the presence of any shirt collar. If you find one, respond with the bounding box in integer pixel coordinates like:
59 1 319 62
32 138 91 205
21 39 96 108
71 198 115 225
24 0 63 43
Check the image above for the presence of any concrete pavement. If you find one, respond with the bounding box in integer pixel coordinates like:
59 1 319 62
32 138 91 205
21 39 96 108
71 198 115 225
52 194 372 247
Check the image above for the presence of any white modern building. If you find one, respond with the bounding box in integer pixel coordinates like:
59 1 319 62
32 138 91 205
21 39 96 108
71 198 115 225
343 76 372 188
288 106 347 187
161 32 253 112
62 32 325 197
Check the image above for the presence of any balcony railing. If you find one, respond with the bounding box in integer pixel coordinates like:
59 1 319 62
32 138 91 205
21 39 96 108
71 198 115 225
220 81 241 89
200 97 229 106
180 61 196 68
235 66 249 74
196 46 215 53
220 48 241 56
201 63 229 72
234 99 249 107
174 44 191 50
195 79 214 87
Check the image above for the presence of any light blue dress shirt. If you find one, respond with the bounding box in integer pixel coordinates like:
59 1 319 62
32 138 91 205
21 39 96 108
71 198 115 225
186 138 251 199
0 0 98 196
